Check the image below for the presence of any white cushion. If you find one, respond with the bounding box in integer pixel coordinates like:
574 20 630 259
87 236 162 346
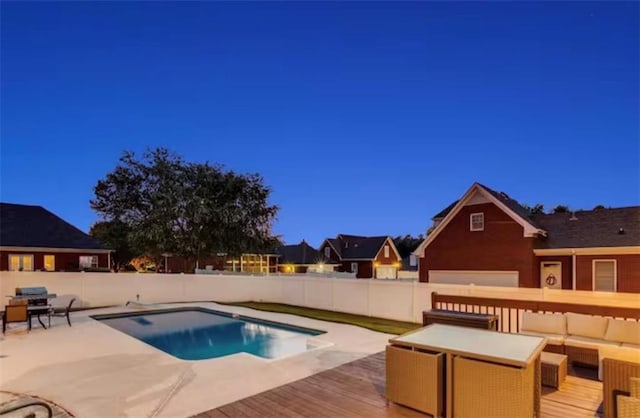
604 319 640 345
521 312 566 335
622 343 640 350
598 345 640 380
565 335 620 350
519 330 565 346
565 312 609 339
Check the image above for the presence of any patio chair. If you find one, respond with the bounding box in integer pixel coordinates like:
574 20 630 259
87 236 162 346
49 298 76 327
2 303 30 334
617 377 640 418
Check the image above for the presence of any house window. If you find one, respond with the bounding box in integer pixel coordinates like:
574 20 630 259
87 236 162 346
9 254 34 271
593 260 616 292
79 255 99 269
409 254 417 266
351 262 358 274
384 245 390 258
470 213 484 231
324 247 331 258
44 255 55 272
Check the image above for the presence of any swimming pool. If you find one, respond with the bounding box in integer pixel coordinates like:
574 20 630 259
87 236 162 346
92 308 326 360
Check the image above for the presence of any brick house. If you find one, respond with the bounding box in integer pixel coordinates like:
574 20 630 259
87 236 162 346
319 234 401 279
414 183 640 293
0 203 111 271
275 240 338 274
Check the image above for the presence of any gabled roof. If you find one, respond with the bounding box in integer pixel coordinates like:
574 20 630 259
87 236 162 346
414 183 546 255
432 183 542 228
533 206 640 249
275 240 324 264
321 234 401 261
0 203 108 250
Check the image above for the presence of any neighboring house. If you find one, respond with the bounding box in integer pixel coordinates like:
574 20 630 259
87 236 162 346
319 234 401 279
0 202 111 271
414 183 640 293
275 240 336 274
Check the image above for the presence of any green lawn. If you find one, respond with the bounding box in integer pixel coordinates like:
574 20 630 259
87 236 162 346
222 301 422 335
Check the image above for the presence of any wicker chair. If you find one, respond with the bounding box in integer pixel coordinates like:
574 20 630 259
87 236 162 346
617 377 640 418
602 358 640 418
2 301 30 334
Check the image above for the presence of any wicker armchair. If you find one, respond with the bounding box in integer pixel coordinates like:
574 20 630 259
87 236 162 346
617 377 640 418
602 358 640 418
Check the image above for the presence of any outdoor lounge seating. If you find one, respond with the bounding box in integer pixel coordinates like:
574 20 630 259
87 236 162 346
519 311 640 368
602 358 640 418
2 300 30 334
616 376 640 418
49 298 76 327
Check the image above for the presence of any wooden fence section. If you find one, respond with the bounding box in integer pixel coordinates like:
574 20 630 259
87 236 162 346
431 292 640 333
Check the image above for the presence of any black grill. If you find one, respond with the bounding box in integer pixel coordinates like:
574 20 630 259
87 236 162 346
14 287 51 306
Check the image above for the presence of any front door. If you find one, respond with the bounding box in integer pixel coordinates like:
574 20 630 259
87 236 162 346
540 262 562 289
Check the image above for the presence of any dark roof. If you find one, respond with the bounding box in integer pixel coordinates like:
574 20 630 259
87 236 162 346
326 238 342 258
478 183 543 229
432 200 458 220
0 203 107 250
533 207 640 249
333 234 390 260
275 240 322 264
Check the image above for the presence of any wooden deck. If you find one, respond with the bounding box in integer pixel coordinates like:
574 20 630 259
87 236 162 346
194 352 603 418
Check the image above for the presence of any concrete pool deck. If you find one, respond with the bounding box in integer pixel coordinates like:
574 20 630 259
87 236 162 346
0 302 395 417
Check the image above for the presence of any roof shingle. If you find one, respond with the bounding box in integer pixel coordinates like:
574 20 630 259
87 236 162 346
0 203 107 250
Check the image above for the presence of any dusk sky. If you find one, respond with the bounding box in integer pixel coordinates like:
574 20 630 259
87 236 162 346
1 1 638 247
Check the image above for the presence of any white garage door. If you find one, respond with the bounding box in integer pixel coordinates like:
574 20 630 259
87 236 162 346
429 270 519 287
375 266 397 279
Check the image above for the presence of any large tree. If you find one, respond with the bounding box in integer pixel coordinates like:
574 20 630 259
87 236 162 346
91 148 279 267
393 234 424 259
89 220 138 270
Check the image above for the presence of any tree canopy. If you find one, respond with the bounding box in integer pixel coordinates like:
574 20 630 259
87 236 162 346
393 234 424 259
91 148 279 263
89 220 138 270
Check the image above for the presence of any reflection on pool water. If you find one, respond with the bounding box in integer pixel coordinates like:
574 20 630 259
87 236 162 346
93 309 325 360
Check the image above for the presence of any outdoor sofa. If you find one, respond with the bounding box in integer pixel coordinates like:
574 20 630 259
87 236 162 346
519 311 640 368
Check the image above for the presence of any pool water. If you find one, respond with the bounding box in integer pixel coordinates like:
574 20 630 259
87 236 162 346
93 309 325 360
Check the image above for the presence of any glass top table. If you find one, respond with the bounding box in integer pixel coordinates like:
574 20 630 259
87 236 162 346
389 323 546 367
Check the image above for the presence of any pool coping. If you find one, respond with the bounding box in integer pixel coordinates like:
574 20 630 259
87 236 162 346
90 306 327 335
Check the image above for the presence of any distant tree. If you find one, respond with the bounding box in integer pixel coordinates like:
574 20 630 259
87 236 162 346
91 148 279 269
593 204 606 210
522 203 545 216
89 220 138 270
552 205 570 213
393 234 425 259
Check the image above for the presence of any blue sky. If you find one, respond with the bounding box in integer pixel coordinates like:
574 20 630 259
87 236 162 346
1 1 638 247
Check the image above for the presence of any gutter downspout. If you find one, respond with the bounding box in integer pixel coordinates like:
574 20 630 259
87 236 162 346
572 251 577 290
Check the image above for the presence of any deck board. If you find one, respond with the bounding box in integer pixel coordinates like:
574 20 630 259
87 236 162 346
192 352 603 418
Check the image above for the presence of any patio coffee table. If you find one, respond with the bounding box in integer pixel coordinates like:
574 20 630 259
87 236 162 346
387 324 546 418
541 351 567 388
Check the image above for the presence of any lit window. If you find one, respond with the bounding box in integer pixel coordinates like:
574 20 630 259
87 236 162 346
9 254 34 271
324 247 331 258
79 256 99 269
470 213 484 231
351 262 358 274
44 255 55 271
384 245 390 258
593 260 616 292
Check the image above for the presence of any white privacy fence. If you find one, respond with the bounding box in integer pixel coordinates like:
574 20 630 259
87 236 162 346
1 272 638 323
